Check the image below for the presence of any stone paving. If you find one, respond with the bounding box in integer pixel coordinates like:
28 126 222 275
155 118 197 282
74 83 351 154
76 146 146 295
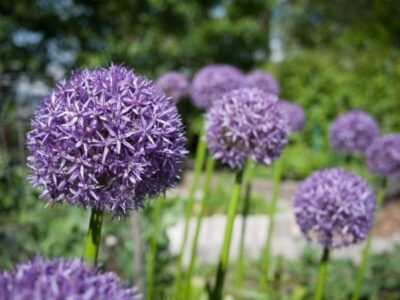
167 175 400 265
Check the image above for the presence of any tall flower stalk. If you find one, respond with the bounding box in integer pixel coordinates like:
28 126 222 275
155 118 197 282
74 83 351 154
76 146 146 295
146 196 164 300
84 208 104 265
172 129 207 299
352 179 386 300
235 159 255 286
314 248 330 300
183 155 215 299
211 169 244 300
260 157 283 289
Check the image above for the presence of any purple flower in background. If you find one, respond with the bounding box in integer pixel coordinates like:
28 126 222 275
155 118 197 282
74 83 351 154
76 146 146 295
294 168 376 249
0 257 141 300
190 64 244 110
366 134 400 179
155 71 189 103
244 70 280 95
329 110 380 155
277 100 305 132
205 87 288 169
27 65 187 215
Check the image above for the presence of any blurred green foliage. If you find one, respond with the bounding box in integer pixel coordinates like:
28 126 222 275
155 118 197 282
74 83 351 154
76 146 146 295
192 245 400 300
0 0 273 79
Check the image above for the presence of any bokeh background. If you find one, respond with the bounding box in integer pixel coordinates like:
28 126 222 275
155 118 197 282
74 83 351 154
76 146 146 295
1 1 400 299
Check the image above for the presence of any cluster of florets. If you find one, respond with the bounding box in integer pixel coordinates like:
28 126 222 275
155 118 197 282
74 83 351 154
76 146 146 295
27 65 187 215
155 71 189 103
294 168 376 249
277 100 305 132
243 70 280 95
0 257 141 300
190 64 244 110
366 134 400 179
205 87 288 169
329 110 380 155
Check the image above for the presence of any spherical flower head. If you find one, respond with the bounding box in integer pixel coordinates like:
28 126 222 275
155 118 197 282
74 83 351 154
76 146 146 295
329 110 380 155
0 257 141 300
244 70 280 95
294 168 376 249
155 71 189 103
366 134 400 179
190 64 244 110
277 100 305 132
27 65 187 215
205 87 288 169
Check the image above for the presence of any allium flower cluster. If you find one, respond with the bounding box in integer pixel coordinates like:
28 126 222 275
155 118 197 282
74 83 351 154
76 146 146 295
0 257 141 300
190 64 244 110
329 110 380 155
27 65 186 215
155 71 189 103
205 87 288 169
277 100 305 132
294 168 376 249
366 134 400 179
244 70 280 95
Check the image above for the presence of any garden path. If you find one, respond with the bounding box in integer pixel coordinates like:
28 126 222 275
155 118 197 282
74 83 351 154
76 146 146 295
167 172 400 265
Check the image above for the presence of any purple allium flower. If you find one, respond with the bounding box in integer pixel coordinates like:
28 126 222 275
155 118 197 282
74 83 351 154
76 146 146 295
155 71 189 103
243 70 280 95
0 257 141 300
294 168 376 249
365 134 400 179
205 87 288 169
27 65 187 215
329 110 380 155
277 100 305 132
190 64 244 110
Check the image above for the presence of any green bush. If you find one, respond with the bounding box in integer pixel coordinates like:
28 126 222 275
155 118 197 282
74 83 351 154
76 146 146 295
267 48 400 149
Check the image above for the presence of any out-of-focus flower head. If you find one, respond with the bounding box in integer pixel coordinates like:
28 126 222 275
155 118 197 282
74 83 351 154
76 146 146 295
190 64 244 110
329 110 380 155
294 168 376 249
244 70 280 95
205 87 288 169
277 100 305 132
366 133 400 179
27 65 187 215
0 257 142 300
155 71 189 103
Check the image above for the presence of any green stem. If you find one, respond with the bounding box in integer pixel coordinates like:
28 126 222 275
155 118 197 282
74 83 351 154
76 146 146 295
235 159 255 286
211 169 244 300
351 178 386 300
84 208 104 266
146 197 164 300
172 130 207 300
260 157 283 289
183 156 215 300
314 247 330 300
